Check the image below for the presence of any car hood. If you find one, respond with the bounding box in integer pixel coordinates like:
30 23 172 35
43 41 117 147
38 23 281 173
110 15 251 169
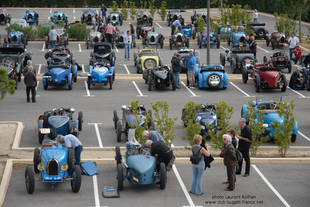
42 145 67 163
261 71 279 80
93 67 109 74
263 112 283 125
153 69 168 80
127 155 156 174
49 67 69 76
126 114 145 127
48 116 70 129
196 112 217 126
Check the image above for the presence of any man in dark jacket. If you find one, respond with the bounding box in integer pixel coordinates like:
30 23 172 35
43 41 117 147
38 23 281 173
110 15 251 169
236 118 252 177
223 134 238 191
171 53 181 88
249 34 257 58
24 70 37 103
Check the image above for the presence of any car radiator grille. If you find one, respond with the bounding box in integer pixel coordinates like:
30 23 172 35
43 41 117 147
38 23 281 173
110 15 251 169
47 159 59 175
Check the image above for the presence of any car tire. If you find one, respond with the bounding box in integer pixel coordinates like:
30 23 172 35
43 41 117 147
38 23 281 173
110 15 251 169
78 111 83 131
291 134 297 143
280 74 287 92
109 77 113 90
169 40 172 50
115 146 122 165
288 62 292 73
33 148 41 174
220 52 226 67
207 73 222 88
148 73 153 91
159 162 167 190
25 166 35 194
117 163 124 190
116 120 122 142
255 75 261 92
171 73 176 91
242 68 248 84
71 165 82 193
113 110 119 130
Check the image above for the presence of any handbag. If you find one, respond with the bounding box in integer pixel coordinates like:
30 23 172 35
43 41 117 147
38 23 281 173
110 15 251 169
204 154 214 168
236 149 243 162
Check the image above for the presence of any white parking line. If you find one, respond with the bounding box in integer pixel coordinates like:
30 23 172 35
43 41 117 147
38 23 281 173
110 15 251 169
155 22 162 28
288 86 308 98
171 144 197 207
298 131 310 142
41 43 45 52
84 81 94 97
78 44 82 52
257 45 270 53
88 123 103 147
123 64 130 74
230 81 253 97
92 175 101 207
73 9 75 13
132 81 147 97
114 45 119 53
220 46 229 51
49 9 52 13
82 64 85 73
37 64 42 75
252 165 291 207
181 81 199 97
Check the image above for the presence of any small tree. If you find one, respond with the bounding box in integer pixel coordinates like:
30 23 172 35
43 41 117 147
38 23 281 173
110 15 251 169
151 101 177 146
121 1 129 21
271 101 296 157
246 101 269 156
275 13 297 37
182 102 203 146
112 0 119 12
197 17 205 33
158 1 167 21
129 1 137 21
0 68 16 99
149 0 156 17
207 101 234 151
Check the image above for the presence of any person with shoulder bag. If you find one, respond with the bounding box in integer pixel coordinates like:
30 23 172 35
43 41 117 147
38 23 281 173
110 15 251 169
190 135 210 195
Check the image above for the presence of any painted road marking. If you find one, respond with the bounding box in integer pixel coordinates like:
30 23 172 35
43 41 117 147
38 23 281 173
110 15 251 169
41 43 45 52
49 9 52 13
230 81 253 97
181 81 199 97
114 45 119 53
171 144 197 207
84 81 95 97
92 175 101 207
298 131 310 142
257 45 270 53
37 64 42 75
288 86 308 98
132 81 147 97
78 43 82 52
123 64 130 74
88 123 103 147
82 64 85 73
220 46 229 51
252 165 291 207
156 22 162 28
73 9 75 13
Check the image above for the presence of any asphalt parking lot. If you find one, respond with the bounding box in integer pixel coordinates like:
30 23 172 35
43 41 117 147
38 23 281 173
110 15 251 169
4 163 310 207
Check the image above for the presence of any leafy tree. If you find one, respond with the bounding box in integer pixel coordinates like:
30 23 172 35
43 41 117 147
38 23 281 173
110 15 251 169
0 68 16 100
151 101 177 146
112 0 119 12
121 1 129 21
275 13 297 37
271 101 296 157
66 23 90 40
207 101 234 151
182 101 202 146
129 1 137 20
158 1 167 21
197 17 205 33
149 0 156 17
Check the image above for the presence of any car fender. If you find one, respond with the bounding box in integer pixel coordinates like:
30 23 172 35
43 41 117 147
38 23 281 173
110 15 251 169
38 120 43 129
73 65 78 79
241 104 249 118
73 120 79 133
68 73 72 86
222 72 229 87
293 121 298 135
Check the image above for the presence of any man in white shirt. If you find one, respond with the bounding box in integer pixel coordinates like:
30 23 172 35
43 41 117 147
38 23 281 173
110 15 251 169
288 32 299 60
48 26 57 48
124 30 132 60
57 134 83 165
252 10 258 24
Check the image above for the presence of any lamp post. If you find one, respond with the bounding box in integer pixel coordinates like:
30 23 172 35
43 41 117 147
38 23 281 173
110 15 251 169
206 0 210 64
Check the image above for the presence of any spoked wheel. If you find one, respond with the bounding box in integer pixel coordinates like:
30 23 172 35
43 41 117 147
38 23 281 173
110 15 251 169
78 111 83 131
255 75 261 93
25 166 35 194
33 148 41 173
242 68 248 84
116 120 122 142
159 162 167 190
71 165 82 193
117 163 124 190
113 110 119 130
280 75 287 92
115 146 122 164
291 134 297 143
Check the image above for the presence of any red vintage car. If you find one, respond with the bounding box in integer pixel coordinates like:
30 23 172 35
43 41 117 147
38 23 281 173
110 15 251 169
136 25 154 39
242 63 287 92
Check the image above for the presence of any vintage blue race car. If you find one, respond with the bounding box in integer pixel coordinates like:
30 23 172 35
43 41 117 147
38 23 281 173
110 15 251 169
50 11 68 25
4 30 27 48
194 65 228 89
218 25 232 40
37 107 83 144
241 100 298 142
115 130 167 190
87 61 115 89
25 140 82 194
113 105 153 142
197 32 220 49
24 9 39 25
181 24 196 39
228 31 247 47
181 104 218 137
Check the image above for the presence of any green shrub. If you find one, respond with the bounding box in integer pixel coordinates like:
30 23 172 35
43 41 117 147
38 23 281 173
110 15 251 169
7 24 36 40
66 23 90 40
149 0 156 17
275 13 297 37
0 68 16 100
121 1 129 21
158 1 167 21
112 1 119 12
197 17 205 33
36 24 50 39
129 2 137 20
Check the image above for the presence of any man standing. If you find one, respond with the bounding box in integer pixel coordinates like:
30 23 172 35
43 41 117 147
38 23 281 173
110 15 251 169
236 118 252 177
101 4 107 20
24 69 37 103
171 53 181 88
49 26 57 48
24 60 36 75
223 134 238 191
142 130 165 143
104 23 117 44
187 52 197 89
58 134 83 165
252 9 258 24
249 34 257 59
288 32 299 61
124 30 132 60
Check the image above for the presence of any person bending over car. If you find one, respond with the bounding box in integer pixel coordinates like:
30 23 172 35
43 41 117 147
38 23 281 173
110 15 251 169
57 134 83 165
104 23 118 44
289 70 304 90
143 130 166 143
145 140 175 172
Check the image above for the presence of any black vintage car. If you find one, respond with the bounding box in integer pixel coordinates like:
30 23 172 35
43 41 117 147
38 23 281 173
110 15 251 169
0 9 10 25
143 32 164 48
107 12 123 26
90 42 116 66
266 32 288 50
136 11 153 26
264 51 292 73
143 65 176 91
169 32 189 50
167 9 184 26
81 9 100 25
0 47 32 82
45 28 69 49
247 23 269 40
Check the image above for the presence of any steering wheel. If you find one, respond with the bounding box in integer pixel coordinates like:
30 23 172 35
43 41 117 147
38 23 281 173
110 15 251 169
2 57 15 69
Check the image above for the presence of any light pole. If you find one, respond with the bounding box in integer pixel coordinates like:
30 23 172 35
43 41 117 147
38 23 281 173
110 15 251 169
206 0 210 65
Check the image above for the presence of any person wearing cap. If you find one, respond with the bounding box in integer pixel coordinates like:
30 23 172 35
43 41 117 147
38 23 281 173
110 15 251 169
58 134 83 165
142 130 165 143
223 134 237 191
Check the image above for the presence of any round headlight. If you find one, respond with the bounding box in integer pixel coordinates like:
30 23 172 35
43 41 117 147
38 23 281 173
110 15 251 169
37 163 45 171
61 163 68 171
